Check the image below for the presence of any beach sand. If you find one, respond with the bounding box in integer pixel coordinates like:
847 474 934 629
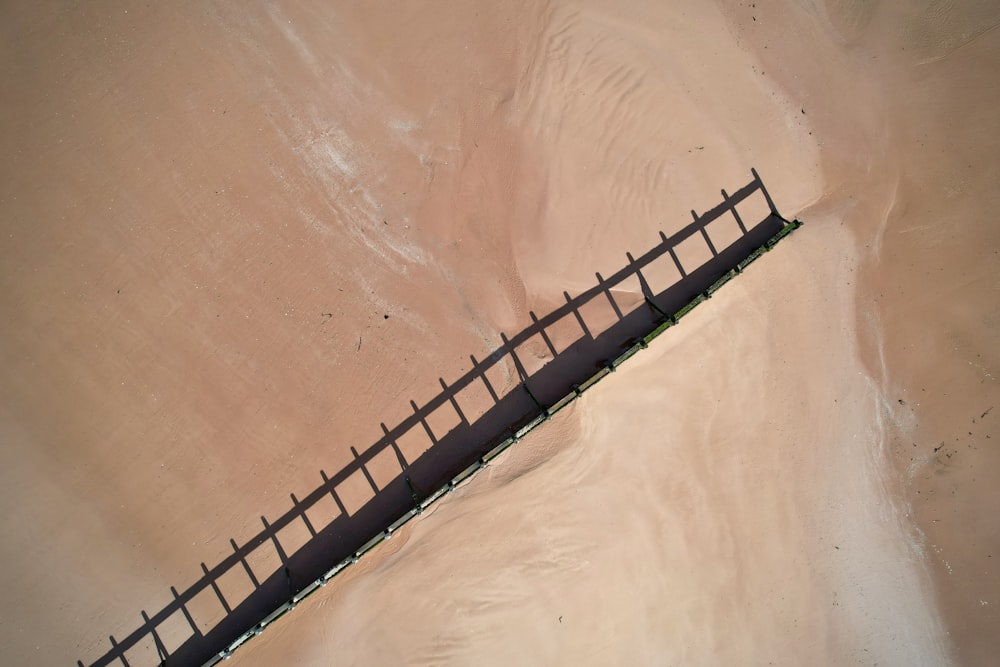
1 0 997 665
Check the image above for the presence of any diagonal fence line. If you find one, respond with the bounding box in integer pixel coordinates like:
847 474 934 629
82 168 800 667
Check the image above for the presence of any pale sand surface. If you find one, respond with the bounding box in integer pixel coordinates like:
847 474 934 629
0 0 997 665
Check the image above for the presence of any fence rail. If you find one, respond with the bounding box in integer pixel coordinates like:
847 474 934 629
80 168 802 667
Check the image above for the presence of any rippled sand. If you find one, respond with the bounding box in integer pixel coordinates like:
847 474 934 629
1 1 998 665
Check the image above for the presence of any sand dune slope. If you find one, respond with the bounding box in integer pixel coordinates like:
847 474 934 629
1 0 998 665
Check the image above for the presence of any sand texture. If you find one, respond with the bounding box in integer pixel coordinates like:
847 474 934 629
1 0 997 665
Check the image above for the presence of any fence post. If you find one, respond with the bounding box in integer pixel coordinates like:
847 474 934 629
405 475 421 511
644 295 669 320
522 383 549 420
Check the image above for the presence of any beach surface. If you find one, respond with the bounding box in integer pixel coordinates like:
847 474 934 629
1 1 997 665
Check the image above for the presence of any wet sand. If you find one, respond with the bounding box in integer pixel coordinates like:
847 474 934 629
1 1 998 665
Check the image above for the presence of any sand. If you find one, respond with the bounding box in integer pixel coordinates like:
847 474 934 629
231 219 951 665
0 0 997 665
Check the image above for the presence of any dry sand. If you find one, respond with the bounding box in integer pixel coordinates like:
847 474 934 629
233 220 950 665
1 0 997 665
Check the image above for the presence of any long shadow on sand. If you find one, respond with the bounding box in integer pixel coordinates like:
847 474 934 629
83 169 792 667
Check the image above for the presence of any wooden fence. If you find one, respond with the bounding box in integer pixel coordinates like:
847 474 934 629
80 168 802 667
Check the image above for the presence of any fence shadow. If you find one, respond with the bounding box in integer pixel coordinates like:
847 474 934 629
82 168 793 667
